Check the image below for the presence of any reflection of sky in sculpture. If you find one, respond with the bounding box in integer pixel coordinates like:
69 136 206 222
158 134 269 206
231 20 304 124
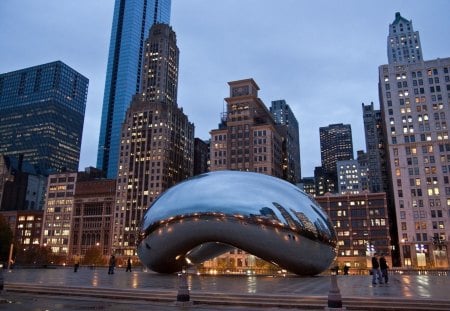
142 171 336 244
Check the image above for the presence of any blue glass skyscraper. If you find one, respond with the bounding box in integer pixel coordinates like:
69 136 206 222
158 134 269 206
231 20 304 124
97 0 171 178
0 61 88 175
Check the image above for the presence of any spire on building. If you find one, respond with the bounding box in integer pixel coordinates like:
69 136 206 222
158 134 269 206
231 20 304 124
387 12 423 64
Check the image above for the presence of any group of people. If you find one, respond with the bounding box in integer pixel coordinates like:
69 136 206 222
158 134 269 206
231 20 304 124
371 253 389 285
72 255 133 274
108 255 133 274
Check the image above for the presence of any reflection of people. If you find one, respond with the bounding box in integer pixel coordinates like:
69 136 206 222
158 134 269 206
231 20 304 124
73 254 80 272
371 253 383 285
379 254 389 283
126 257 132 272
108 255 116 274
343 264 349 275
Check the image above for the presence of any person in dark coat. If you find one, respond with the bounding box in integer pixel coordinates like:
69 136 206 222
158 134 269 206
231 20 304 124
371 253 383 285
126 257 132 272
343 264 350 275
379 254 389 283
108 255 116 274
73 254 80 273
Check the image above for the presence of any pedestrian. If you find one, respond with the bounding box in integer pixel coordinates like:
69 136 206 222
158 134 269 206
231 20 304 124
379 254 389 284
126 257 132 272
108 255 116 274
343 264 350 275
333 265 339 275
73 254 80 273
371 253 383 285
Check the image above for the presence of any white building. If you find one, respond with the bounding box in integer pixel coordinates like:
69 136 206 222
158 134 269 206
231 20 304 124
379 13 450 268
387 12 423 65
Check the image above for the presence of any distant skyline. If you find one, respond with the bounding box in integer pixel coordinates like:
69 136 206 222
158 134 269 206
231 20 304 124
1 0 449 177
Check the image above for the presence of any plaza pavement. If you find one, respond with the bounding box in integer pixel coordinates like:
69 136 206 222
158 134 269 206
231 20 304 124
1 267 450 310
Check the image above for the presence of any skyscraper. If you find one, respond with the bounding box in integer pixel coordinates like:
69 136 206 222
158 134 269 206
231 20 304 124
113 24 194 256
379 12 450 268
362 102 388 193
319 123 353 194
0 61 88 174
319 123 354 174
387 12 422 65
97 0 171 178
270 100 301 183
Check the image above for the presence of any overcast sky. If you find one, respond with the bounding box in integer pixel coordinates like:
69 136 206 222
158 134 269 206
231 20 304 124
1 0 449 177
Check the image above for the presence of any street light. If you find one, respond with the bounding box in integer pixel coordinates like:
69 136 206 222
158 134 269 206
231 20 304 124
415 243 425 253
366 242 375 257
415 243 426 268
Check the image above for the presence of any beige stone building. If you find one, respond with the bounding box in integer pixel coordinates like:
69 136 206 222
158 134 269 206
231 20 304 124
71 179 115 259
210 79 283 177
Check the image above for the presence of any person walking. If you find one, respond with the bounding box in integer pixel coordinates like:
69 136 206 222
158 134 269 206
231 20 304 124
343 264 350 275
73 254 80 273
371 253 383 285
108 255 116 274
126 257 132 272
379 254 389 284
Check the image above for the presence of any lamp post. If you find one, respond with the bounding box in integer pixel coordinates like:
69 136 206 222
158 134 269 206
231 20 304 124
6 243 13 270
176 266 193 306
0 263 4 292
325 268 345 310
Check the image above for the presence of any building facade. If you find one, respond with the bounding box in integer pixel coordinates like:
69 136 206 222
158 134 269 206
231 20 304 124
319 123 354 194
299 177 316 197
210 79 283 178
0 210 44 251
379 57 450 268
41 172 77 256
320 123 354 174
314 166 336 196
379 13 450 268
112 23 194 257
97 0 172 178
270 100 301 183
71 179 115 259
362 102 388 193
337 158 369 195
316 192 391 271
0 155 46 211
194 138 209 176
0 61 88 174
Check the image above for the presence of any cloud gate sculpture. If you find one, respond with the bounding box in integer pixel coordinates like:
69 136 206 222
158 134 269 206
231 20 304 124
137 171 337 275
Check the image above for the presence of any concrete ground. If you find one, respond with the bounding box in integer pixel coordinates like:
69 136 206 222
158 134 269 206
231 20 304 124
1 267 449 310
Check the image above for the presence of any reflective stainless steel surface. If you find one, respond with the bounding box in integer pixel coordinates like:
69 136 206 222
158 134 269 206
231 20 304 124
137 171 337 275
